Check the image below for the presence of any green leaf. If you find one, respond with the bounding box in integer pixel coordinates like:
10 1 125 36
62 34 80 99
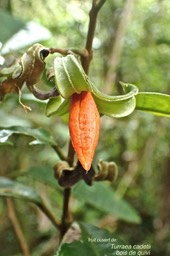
73 181 141 224
0 126 57 145
26 165 60 189
135 92 170 117
56 222 127 256
0 177 42 204
92 82 138 117
54 54 90 99
0 10 25 44
46 96 70 117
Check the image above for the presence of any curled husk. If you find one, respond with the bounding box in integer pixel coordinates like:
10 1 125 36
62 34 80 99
95 160 118 182
46 54 138 118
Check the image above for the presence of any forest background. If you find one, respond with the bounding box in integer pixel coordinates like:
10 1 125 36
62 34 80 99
0 0 170 255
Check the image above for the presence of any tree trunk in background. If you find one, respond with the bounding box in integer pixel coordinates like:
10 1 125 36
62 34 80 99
104 0 134 94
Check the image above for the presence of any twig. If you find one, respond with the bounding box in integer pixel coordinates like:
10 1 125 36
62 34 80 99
60 187 72 240
58 141 74 240
52 145 67 161
67 141 76 167
6 198 30 256
81 0 106 74
28 85 59 100
37 200 60 230
58 0 106 241
49 47 85 57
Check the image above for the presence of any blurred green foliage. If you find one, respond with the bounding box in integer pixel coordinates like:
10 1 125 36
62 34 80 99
0 0 170 255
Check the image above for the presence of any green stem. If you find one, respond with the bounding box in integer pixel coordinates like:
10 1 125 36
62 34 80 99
52 145 67 161
37 201 60 230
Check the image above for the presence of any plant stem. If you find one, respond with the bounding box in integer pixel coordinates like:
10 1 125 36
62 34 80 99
37 201 60 230
60 187 72 240
50 47 85 57
67 141 75 166
58 0 106 241
52 144 67 161
59 141 74 239
81 0 106 74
